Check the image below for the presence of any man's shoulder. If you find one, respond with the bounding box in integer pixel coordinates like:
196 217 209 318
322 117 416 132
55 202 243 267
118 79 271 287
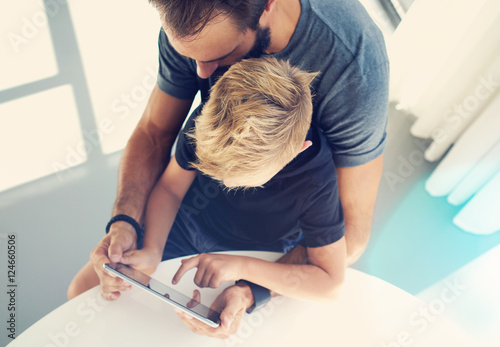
307 0 383 43
175 105 203 170
303 0 388 70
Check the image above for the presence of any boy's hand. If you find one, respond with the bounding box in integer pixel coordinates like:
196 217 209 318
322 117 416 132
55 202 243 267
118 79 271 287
172 254 247 288
175 283 254 338
120 247 163 276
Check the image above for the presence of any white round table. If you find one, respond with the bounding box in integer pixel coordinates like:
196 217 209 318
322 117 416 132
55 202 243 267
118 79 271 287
8 251 477 346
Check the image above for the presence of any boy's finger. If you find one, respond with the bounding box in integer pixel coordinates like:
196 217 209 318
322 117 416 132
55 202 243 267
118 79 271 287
187 289 202 308
172 257 199 284
120 250 139 265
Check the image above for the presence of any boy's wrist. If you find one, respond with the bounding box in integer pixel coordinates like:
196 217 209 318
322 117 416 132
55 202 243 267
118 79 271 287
140 243 163 259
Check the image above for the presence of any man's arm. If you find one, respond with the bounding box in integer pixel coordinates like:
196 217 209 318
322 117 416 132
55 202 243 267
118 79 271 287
336 154 383 265
277 154 383 267
90 85 194 300
113 85 194 223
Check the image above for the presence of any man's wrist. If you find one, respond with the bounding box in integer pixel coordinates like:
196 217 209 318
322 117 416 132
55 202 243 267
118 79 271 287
235 280 271 313
106 214 143 242
107 221 138 246
234 281 255 312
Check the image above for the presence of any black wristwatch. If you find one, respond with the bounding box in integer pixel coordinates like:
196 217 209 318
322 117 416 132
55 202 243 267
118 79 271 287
236 280 271 313
105 214 144 241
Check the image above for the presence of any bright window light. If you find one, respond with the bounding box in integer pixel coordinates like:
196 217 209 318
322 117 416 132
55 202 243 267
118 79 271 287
0 0 58 90
0 85 85 192
68 0 161 154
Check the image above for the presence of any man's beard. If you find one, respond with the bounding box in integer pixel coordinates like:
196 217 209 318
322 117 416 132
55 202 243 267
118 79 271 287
244 25 271 59
210 25 271 81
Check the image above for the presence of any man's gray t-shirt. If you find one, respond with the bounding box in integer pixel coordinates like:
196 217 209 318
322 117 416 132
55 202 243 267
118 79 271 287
157 0 389 167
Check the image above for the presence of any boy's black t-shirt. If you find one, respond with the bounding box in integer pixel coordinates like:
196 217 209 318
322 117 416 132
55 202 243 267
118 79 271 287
173 107 345 250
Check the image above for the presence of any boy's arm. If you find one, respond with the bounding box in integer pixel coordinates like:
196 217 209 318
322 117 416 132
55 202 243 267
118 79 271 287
174 237 347 301
120 155 196 275
142 155 196 257
248 237 346 300
121 156 196 275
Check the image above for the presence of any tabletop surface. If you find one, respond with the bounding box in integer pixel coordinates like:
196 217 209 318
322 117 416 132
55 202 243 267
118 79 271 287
8 251 477 347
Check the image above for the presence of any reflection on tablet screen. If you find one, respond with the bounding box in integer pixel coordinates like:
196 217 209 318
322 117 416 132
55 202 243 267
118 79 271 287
106 263 220 325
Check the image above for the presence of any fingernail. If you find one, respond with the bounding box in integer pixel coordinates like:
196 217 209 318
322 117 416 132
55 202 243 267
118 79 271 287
172 279 177 285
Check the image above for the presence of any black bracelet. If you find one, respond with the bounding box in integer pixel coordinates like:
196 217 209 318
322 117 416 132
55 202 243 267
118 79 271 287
236 280 271 313
105 214 144 241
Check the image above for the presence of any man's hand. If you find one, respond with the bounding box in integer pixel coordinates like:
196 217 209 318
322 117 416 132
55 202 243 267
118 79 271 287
175 283 254 339
89 221 138 300
172 254 247 289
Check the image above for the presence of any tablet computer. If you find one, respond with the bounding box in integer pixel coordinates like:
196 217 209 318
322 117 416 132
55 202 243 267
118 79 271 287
103 263 220 328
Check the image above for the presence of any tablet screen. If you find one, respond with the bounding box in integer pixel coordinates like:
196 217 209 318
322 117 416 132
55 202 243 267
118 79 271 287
104 263 220 327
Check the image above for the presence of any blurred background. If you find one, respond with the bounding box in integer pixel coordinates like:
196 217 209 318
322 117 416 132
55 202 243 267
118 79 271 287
1 0 499 346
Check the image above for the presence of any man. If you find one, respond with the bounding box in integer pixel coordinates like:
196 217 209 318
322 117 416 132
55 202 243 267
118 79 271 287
68 0 388 338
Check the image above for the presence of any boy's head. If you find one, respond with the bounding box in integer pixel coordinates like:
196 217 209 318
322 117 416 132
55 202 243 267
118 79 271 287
190 57 317 188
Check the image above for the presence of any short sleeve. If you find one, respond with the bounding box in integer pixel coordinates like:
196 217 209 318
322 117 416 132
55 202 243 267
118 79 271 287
299 175 345 248
157 29 200 100
318 63 389 168
174 106 202 170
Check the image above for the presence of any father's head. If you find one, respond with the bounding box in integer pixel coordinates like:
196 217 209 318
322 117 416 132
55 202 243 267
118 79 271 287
149 0 274 78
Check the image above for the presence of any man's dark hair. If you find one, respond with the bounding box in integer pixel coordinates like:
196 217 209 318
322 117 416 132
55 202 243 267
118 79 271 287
149 0 269 38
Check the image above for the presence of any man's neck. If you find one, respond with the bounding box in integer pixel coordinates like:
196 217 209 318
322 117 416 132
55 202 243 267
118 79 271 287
266 0 302 54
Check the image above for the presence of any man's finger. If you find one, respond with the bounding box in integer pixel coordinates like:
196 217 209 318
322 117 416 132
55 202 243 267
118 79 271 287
101 289 121 301
101 276 131 291
175 311 220 336
108 239 126 263
99 263 131 289
172 256 199 284
219 297 245 331
91 249 119 282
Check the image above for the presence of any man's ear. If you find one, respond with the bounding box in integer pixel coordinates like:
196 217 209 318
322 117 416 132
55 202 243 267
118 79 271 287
259 0 277 26
300 140 313 153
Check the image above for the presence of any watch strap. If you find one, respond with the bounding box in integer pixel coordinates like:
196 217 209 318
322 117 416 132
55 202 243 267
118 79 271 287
236 280 271 313
105 214 144 241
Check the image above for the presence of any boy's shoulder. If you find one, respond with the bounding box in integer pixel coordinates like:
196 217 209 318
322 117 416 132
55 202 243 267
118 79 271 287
271 122 336 188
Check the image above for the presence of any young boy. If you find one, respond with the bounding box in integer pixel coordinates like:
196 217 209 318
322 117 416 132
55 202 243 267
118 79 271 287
69 57 346 328
131 56 346 295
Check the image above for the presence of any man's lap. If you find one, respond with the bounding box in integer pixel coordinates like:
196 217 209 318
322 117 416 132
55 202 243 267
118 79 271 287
161 218 293 261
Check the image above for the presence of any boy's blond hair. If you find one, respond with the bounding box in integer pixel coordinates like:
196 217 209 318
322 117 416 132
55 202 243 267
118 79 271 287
190 58 317 187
